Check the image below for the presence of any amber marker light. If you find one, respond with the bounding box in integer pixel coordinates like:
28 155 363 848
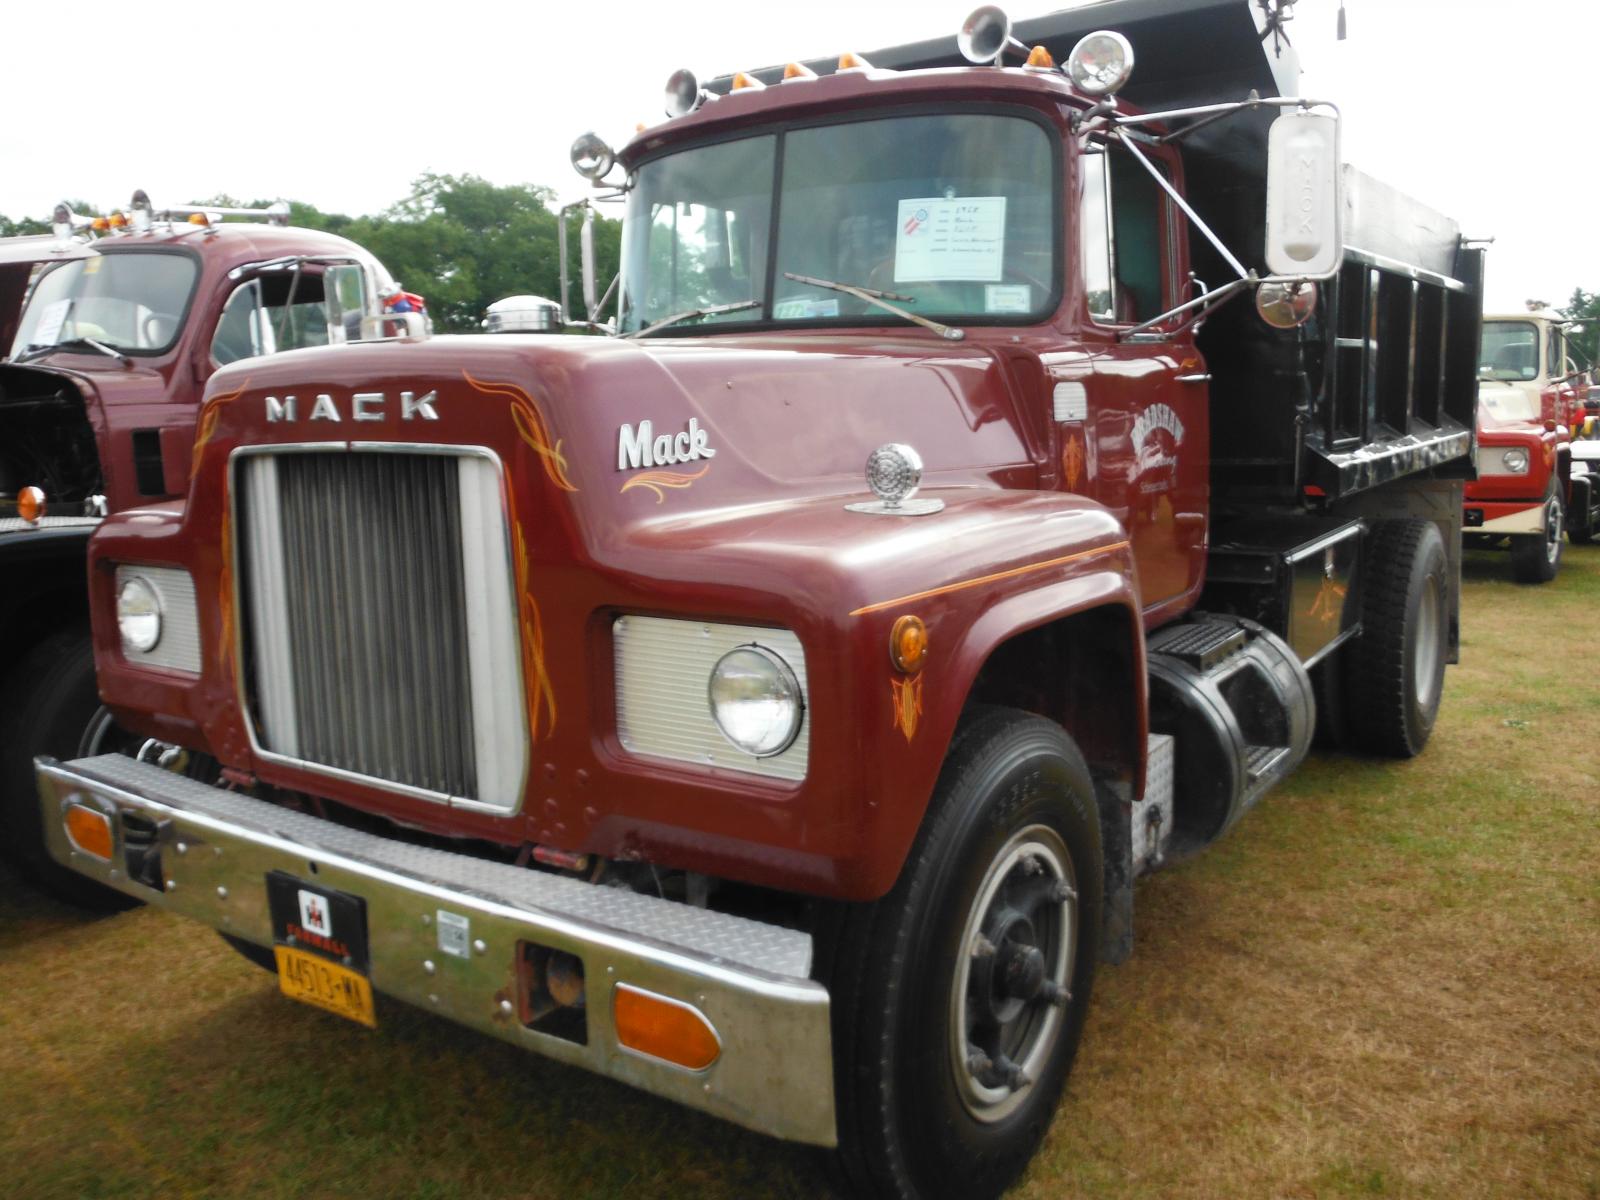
837 51 875 70
613 983 721 1070
64 803 114 860
187 212 209 225
1026 45 1055 67
109 211 128 229
17 485 46 523
731 71 766 91
891 614 929 674
91 216 110 232
783 61 818 80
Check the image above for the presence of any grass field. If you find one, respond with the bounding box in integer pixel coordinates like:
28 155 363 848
2 543 1597 1200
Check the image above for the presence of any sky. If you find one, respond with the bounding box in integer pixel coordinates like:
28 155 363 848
4 0 1595 311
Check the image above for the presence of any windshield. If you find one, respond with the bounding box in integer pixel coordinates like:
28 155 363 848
619 112 1058 334
10 250 198 357
1479 320 1539 381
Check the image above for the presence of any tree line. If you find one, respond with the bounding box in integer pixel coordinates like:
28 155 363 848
0 175 622 334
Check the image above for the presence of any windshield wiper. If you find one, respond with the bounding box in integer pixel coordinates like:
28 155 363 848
782 273 964 341
627 299 761 338
15 336 129 365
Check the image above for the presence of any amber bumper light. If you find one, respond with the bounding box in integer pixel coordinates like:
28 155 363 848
64 803 114 860
18 486 45 523
613 983 721 1070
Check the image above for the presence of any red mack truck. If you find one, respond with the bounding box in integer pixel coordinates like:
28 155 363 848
34 3 1483 1197
0 193 415 906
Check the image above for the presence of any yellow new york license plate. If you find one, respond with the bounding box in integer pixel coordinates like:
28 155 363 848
273 945 377 1028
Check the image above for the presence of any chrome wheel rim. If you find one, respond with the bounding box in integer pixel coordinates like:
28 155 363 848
1414 574 1442 711
948 824 1077 1124
1545 497 1564 565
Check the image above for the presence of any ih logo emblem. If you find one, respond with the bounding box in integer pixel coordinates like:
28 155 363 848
298 890 332 938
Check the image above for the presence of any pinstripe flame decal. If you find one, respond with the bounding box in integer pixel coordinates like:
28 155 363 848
891 674 923 742
506 478 557 742
463 371 578 493
190 378 250 480
619 465 712 502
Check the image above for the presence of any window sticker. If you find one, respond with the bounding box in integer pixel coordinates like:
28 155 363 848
83 256 102 275
894 196 1007 283
985 284 1031 314
773 297 841 320
31 299 72 346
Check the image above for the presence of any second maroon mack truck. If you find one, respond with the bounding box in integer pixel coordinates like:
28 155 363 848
0 193 416 906
36 3 1482 1197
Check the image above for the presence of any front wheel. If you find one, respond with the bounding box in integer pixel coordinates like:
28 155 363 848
820 708 1102 1200
1511 487 1564 583
0 629 141 910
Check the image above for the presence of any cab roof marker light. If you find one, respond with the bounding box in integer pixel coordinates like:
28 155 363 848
1025 45 1055 69
730 71 766 92
782 62 818 81
836 51 874 71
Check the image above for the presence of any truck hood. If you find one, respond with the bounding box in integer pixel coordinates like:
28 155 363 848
0 236 96 356
201 332 1044 516
1476 380 1545 436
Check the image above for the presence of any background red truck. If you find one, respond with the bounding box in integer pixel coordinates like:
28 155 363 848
1466 310 1600 580
34 3 1484 1198
0 194 414 905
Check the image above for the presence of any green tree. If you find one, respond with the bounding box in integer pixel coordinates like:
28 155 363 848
1560 287 1600 370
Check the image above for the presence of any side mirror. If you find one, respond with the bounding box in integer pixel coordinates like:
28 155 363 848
1264 110 1342 279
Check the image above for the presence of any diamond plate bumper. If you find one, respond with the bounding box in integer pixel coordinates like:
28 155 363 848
36 754 836 1146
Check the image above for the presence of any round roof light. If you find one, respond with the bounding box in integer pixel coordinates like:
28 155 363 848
570 131 615 181
1067 29 1135 96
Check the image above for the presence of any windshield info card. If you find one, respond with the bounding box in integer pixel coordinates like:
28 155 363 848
894 196 1006 283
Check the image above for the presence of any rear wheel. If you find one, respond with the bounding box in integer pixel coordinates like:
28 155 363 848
1343 520 1449 758
0 630 143 910
821 707 1102 1200
1511 486 1564 583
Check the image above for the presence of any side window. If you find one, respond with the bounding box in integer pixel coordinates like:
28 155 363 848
1082 142 1169 324
1547 327 1561 380
210 271 336 366
211 281 272 365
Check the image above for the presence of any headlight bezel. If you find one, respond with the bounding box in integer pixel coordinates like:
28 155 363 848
707 644 805 758
116 573 163 654
1501 447 1530 474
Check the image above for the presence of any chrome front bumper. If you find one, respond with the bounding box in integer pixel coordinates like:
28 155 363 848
36 755 836 1146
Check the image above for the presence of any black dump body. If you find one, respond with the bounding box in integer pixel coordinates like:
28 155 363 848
721 0 1482 510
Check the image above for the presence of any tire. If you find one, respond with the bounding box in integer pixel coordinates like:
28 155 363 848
1342 520 1449 758
0 629 140 911
219 933 279 974
1510 485 1564 583
819 707 1102 1200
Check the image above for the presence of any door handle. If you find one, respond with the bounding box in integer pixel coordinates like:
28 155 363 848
1176 373 1211 384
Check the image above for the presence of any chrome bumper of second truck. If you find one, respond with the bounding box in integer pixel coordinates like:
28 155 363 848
35 754 836 1147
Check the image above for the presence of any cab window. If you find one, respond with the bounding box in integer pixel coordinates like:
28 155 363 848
1082 142 1169 325
211 271 336 365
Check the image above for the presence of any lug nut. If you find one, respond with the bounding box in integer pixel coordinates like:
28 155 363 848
966 1049 993 1076
1040 980 1071 1006
1049 880 1077 904
970 935 997 960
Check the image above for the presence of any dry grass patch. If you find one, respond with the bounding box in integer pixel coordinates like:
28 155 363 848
2 545 1598 1199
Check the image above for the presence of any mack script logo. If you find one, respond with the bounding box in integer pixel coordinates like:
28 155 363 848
617 418 716 471
263 390 440 423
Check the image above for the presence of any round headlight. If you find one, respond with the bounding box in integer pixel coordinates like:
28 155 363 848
1502 448 1530 474
1066 30 1135 97
570 131 615 181
117 575 162 653
708 645 803 757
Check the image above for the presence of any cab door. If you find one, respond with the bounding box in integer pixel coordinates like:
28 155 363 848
1054 138 1208 622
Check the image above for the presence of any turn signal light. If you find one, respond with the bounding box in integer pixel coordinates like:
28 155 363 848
1026 45 1055 67
613 984 721 1070
64 803 114 860
891 614 929 673
837 51 874 70
17 485 46 523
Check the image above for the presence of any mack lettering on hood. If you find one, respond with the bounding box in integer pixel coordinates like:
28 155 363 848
617 419 717 471
263 391 440 422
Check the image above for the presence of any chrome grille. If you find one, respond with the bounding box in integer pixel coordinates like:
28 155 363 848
237 449 526 810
